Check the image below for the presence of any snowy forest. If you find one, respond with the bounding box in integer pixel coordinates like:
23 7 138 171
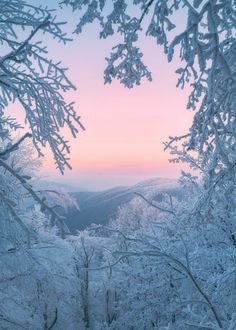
0 0 236 329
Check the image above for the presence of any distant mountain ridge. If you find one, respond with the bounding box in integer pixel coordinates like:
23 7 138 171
65 177 179 233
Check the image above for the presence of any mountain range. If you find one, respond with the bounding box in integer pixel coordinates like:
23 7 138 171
65 177 180 233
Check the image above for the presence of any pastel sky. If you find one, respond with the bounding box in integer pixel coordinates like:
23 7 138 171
19 3 194 190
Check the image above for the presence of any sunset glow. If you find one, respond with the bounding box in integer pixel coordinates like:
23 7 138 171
29 5 193 189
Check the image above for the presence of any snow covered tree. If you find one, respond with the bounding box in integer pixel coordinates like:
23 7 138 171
0 0 86 244
89 183 236 329
0 138 83 329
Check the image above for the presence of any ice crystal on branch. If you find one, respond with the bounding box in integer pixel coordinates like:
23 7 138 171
0 0 84 173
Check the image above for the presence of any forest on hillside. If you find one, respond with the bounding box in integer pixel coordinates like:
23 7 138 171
0 1 235 329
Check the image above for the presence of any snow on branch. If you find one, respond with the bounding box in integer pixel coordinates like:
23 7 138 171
0 0 84 173
0 157 69 239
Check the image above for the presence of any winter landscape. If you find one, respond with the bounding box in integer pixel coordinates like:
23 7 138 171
0 1 235 329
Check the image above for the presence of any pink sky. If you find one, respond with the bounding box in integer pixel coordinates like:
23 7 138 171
40 25 193 190
15 5 194 190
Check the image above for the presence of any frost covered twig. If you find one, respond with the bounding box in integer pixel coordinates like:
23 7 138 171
0 0 84 172
0 158 69 238
112 249 223 328
134 192 176 216
0 133 32 158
